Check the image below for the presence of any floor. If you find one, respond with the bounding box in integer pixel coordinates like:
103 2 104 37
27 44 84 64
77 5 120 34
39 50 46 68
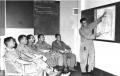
0 63 116 76
69 63 116 76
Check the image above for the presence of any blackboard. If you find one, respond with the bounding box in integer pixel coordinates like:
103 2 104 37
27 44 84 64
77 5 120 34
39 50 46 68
34 1 60 35
6 1 33 28
0 1 5 36
81 2 120 43
81 9 94 24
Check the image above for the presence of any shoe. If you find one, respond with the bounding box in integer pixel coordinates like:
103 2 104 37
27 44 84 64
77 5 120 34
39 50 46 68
58 66 64 71
87 71 95 75
63 67 69 73
68 67 77 71
49 71 61 76
53 66 64 71
81 72 88 75
56 71 62 76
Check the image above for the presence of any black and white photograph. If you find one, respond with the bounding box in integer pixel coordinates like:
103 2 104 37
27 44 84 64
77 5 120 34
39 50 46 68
0 0 120 76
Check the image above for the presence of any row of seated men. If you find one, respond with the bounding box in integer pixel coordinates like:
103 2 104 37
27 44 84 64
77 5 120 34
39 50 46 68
3 34 77 76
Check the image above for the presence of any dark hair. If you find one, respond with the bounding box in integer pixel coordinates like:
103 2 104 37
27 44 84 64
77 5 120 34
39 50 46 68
55 34 61 38
27 34 34 40
4 37 17 48
18 35 26 42
4 37 14 46
80 18 87 23
38 34 44 39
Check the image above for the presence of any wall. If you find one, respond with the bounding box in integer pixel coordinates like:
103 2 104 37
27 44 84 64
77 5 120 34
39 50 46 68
83 0 120 75
60 0 80 61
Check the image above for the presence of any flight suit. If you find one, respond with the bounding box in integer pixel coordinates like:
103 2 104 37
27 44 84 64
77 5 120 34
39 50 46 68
79 21 98 73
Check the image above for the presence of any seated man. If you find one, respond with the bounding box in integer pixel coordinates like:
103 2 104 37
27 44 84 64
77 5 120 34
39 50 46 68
16 35 59 76
4 37 43 75
16 35 36 61
27 34 55 67
52 34 77 71
35 34 64 70
4 37 27 73
27 34 38 54
27 34 47 61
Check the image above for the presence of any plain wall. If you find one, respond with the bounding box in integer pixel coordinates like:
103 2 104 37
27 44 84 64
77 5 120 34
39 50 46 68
60 0 80 61
82 0 120 75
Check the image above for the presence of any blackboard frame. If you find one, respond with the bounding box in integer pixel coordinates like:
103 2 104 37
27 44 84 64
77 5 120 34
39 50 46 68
81 2 120 43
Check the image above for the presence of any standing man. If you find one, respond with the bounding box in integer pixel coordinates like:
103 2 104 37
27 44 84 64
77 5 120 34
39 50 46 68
79 12 106 74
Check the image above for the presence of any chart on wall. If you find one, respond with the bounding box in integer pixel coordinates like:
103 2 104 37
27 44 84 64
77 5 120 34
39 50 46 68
95 5 116 41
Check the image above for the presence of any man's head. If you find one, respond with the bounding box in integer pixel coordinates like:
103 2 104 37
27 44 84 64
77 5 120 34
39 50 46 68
4 37 16 48
27 34 35 44
38 34 45 42
80 18 87 27
18 35 27 45
55 34 61 41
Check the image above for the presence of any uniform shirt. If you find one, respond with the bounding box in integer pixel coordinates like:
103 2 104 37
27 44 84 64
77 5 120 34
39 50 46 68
4 48 19 63
27 44 38 54
52 40 71 52
79 17 102 43
4 48 22 73
35 41 52 52
79 19 101 48
16 44 34 61
79 19 101 53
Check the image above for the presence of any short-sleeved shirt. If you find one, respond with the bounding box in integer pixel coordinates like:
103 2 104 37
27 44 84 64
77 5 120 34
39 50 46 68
52 40 71 52
4 48 19 62
4 48 22 73
16 44 34 61
35 41 52 52
27 44 38 54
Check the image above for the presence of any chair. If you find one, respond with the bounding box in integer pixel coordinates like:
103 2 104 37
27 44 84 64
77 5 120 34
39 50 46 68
3 57 24 76
3 57 37 76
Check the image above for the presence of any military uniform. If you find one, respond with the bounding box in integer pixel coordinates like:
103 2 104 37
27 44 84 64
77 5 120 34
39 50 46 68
79 21 98 72
52 40 76 68
35 41 64 67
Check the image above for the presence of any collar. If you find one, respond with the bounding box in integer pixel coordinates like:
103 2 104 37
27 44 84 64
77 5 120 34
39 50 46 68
5 47 15 52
